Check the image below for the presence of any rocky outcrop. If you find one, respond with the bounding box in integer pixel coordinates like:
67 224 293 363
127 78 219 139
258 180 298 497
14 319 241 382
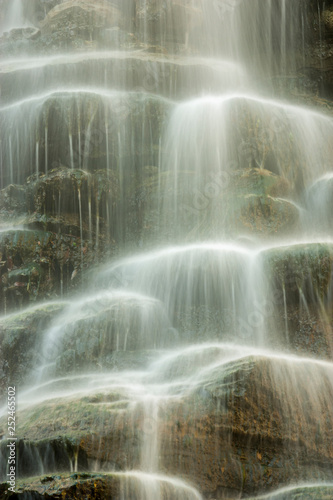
150 168 298 241
40 0 125 48
1 473 122 499
0 303 65 396
1 355 332 497
0 226 100 314
0 0 333 499
297 1 333 99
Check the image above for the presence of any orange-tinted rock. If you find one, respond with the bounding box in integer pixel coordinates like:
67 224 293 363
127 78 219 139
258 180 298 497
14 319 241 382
3 355 332 497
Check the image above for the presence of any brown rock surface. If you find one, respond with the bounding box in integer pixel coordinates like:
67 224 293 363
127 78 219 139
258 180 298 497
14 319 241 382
2 355 332 497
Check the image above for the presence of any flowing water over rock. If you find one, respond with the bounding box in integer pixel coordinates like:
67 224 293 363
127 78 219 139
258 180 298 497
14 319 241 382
0 0 333 499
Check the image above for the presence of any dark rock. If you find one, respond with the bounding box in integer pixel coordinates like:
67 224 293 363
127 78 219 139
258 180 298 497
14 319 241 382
263 243 333 304
0 302 66 397
40 0 124 46
1 473 122 499
3 355 332 496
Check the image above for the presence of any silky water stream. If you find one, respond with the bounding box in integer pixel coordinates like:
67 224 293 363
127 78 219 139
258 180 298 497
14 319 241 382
0 0 333 498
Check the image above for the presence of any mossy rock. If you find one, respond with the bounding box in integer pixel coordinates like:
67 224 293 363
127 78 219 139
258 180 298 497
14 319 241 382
0 302 66 396
227 193 299 236
48 293 171 375
247 484 333 499
5 355 333 495
262 242 333 303
28 167 119 218
0 184 27 214
231 168 291 197
0 228 93 313
40 0 124 39
145 168 297 241
323 8 333 31
1 473 122 499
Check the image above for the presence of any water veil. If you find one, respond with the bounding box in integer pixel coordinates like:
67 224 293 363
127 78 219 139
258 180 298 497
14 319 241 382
0 0 333 499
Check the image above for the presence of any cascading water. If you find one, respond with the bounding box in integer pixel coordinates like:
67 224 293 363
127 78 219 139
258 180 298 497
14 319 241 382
0 0 29 35
1 0 333 499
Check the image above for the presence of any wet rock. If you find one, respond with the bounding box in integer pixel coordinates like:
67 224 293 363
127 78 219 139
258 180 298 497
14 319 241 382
162 356 333 496
0 27 40 41
230 168 291 198
0 302 66 397
260 243 333 358
28 167 118 221
225 193 299 237
0 184 26 217
0 227 103 314
104 350 157 371
285 305 332 359
248 484 333 499
1 473 122 499
24 212 93 240
52 294 171 375
136 0 204 51
25 167 119 251
0 437 89 481
4 355 333 496
0 471 197 499
263 243 333 304
100 26 134 49
0 52 233 105
305 174 333 233
40 0 124 48
323 8 333 32
1 391 140 472
0 27 42 58
0 89 168 186
154 168 297 241
302 2 333 93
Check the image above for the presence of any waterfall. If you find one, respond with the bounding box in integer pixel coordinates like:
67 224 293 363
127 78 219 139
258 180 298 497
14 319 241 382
0 0 27 35
0 0 333 498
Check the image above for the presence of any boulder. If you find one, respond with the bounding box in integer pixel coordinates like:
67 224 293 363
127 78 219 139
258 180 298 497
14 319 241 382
0 227 103 314
0 184 26 214
136 0 204 50
0 471 206 499
40 0 124 42
154 168 297 241
0 302 66 397
263 243 333 304
48 292 172 375
0 473 122 499
2 355 332 497
225 193 298 237
248 485 333 499
323 8 333 32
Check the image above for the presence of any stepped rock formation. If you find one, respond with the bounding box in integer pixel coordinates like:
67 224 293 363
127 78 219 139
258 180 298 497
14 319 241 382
0 0 333 499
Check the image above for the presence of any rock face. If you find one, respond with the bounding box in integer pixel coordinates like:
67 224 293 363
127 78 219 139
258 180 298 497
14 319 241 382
1 474 122 499
0 303 66 395
41 1 124 33
0 0 333 499
300 0 333 99
0 225 99 315
1 355 332 498
3 476 333 499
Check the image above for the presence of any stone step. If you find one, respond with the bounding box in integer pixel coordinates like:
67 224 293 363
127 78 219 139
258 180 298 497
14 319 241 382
1 353 332 496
